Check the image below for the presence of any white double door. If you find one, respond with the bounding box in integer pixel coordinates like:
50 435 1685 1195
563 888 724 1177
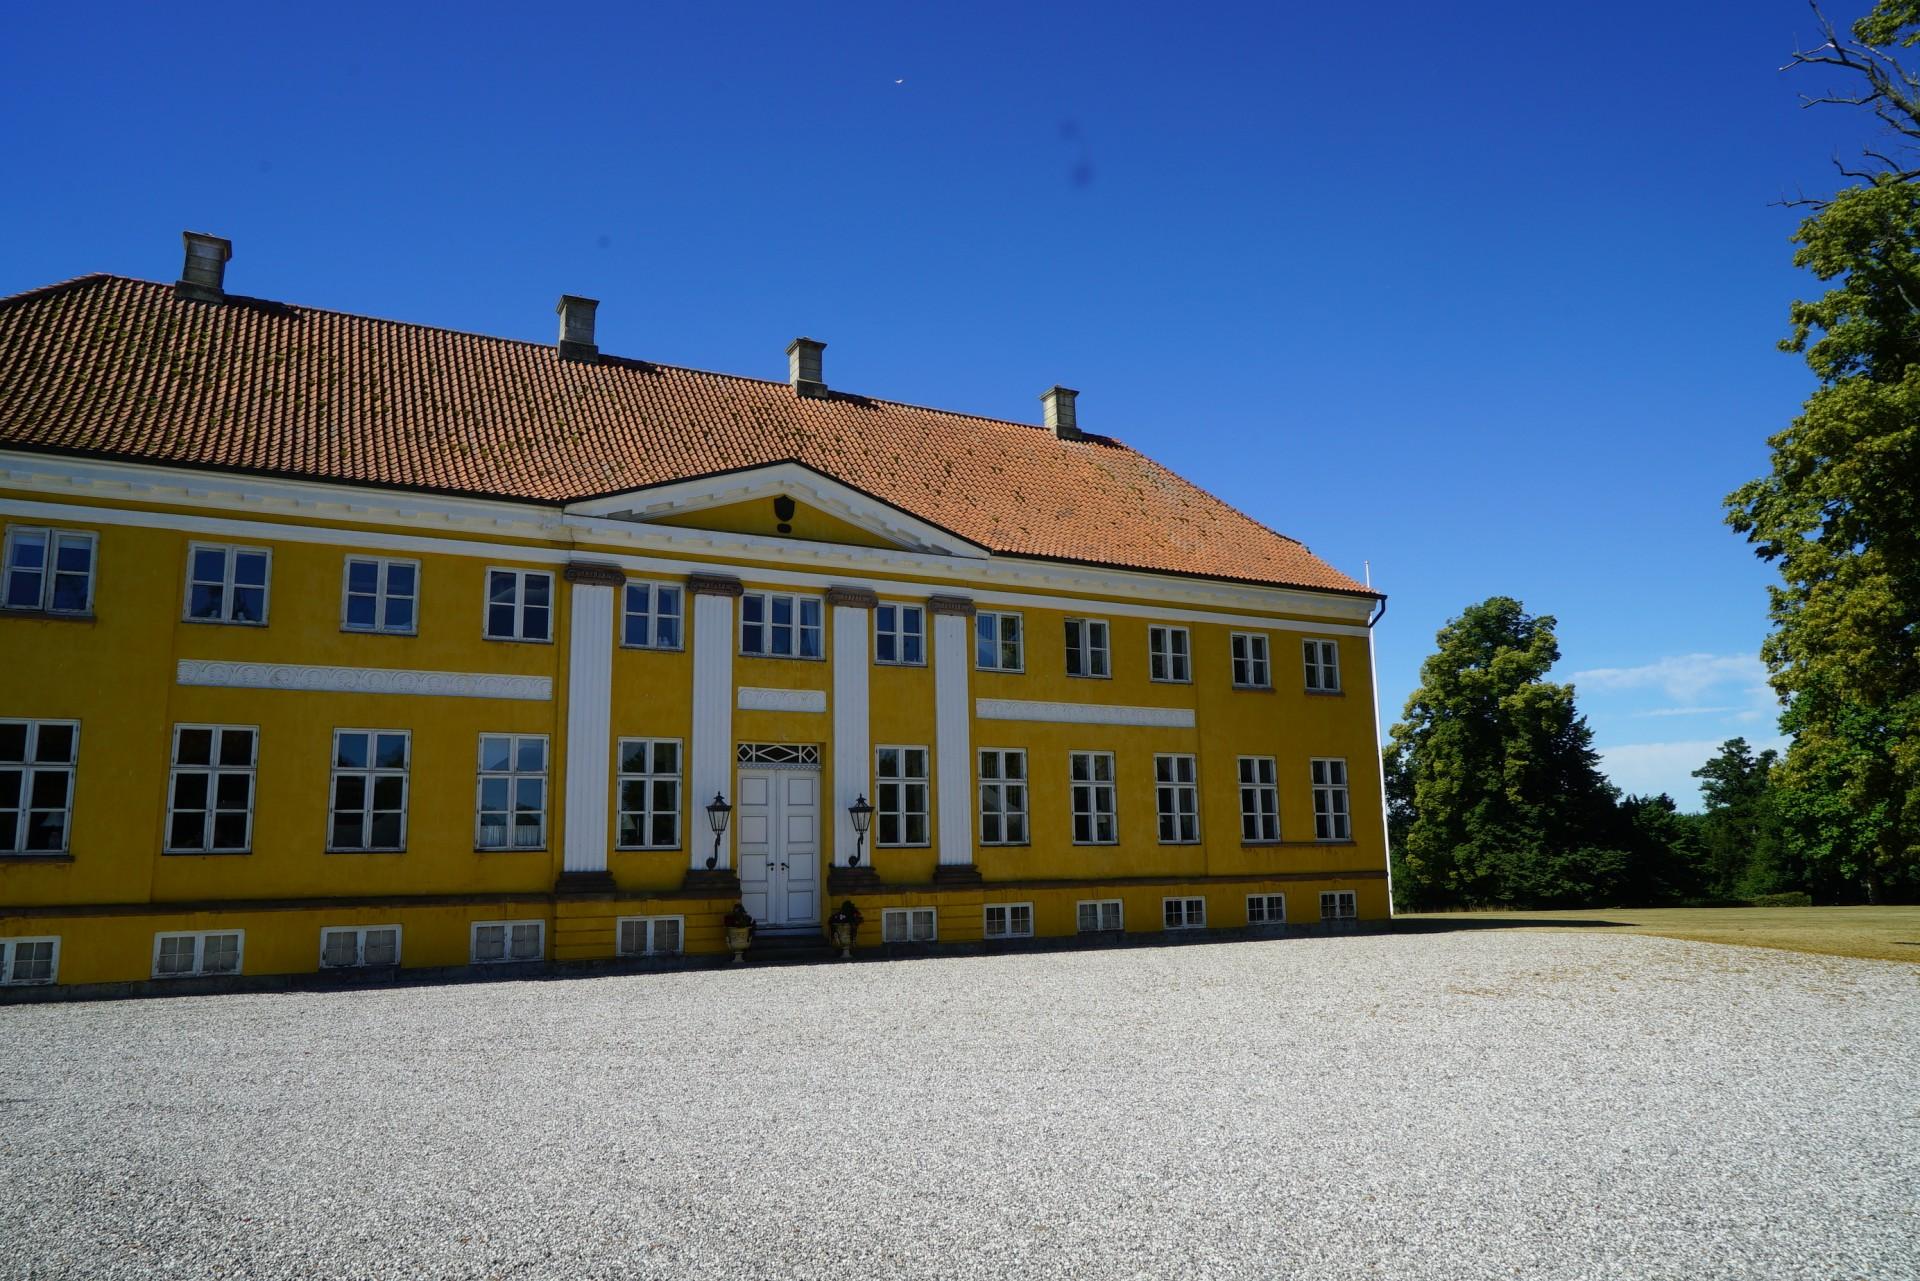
736 768 820 930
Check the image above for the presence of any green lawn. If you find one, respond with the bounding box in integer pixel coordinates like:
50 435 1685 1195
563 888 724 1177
1393 905 1920 964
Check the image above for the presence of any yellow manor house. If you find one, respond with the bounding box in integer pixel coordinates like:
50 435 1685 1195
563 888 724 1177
0 233 1389 992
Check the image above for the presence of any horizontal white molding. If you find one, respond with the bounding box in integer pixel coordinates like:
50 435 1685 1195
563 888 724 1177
737 686 827 713
177 659 552 701
975 698 1196 729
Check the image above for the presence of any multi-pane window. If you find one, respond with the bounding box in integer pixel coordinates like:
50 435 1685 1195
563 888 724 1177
485 569 552 641
975 611 1024 671
618 916 684 956
185 544 270 624
342 557 417 633
329 730 410 851
1238 756 1280 842
3 527 95 614
1069 751 1117 844
475 734 547 850
1064 618 1110 678
1154 754 1200 843
616 738 682 849
0 719 78 854
881 907 937 943
0 937 58 985
1311 758 1351 840
1148 625 1191 682
875 746 930 846
153 930 242 978
1230 632 1271 688
740 591 824 658
1077 899 1124 933
1163 897 1207 930
1248 893 1287 925
166 725 257 853
623 581 684 649
984 903 1034 939
471 920 544 964
875 603 925 665
1304 639 1342 692
1321 891 1357 921
978 748 1028 846
319 926 400 969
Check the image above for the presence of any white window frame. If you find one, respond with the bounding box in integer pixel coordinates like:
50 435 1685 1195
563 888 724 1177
1247 893 1287 926
475 733 548 851
1069 750 1117 845
3 526 97 615
470 919 546 964
622 579 685 650
1162 897 1207 931
975 610 1025 672
340 555 419 635
1304 638 1342 692
1148 625 1191 683
1238 755 1280 843
739 590 825 659
0 718 79 855
616 737 683 850
617 915 685 957
183 542 271 625
484 567 554 642
875 745 931 847
0 935 60 985
977 747 1029 846
1064 617 1111 679
1154 753 1200 844
152 929 244 978
1230 631 1271 689
874 602 926 666
165 724 258 854
983 902 1034 939
328 729 411 853
881 907 937 943
1311 758 1352 840
318 925 402 969
1076 899 1124 933
1321 890 1358 921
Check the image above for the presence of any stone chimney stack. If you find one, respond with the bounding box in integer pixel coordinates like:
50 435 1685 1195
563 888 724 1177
556 296 599 363
1040 386 1081 440
787 337 827 398
175 231 232 304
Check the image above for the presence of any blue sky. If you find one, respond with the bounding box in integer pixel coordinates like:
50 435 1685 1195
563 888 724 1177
1 1 1873 806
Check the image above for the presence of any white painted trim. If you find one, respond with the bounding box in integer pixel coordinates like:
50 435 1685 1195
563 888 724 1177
982 901 1035 939
1246 893 1287 925
615 914 687 956
562 580 614 874
340 554 421 635
881 906 938 943
831 602 870 867
0 935 61 985
933 610 972 866
738 686 827 713
317 924 404 968
1368 622 1395 915
151 928 245 978
182 540 273 627
1161 896 1207 931
176 659 551 701
1075 898 1125 933
690 591 734 869
469 919 546 964
976 698 1196 729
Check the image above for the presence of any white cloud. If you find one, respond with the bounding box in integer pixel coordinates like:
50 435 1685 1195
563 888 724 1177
1572 653 1766 703
1596 736 1789 809
1631 705 1743 718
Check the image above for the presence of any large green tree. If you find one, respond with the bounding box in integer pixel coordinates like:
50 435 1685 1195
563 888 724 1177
1690 738 1791 899
1726 1 1920 900
1384 597 1623 909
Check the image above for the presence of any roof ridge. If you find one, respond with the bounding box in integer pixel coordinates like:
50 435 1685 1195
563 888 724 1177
0 272 117 309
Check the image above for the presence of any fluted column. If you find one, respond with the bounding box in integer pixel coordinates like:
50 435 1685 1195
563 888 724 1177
559 563 621 889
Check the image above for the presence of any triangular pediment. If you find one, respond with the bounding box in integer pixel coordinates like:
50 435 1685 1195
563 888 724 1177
565 461 989 559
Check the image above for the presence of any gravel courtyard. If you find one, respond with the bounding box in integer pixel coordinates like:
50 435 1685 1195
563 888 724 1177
3 932 1916 1280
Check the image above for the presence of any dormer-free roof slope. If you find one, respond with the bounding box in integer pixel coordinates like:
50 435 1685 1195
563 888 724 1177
0 274 1372 596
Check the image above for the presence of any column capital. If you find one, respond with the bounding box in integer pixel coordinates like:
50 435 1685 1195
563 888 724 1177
687 573 743 598
826 585 878 610
563 561 625 586
927 594 976 617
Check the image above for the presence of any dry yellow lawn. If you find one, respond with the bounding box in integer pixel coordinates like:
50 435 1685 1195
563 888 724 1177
1395 905 1920 964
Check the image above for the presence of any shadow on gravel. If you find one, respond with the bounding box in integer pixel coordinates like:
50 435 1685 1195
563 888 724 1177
1389 916 1631 934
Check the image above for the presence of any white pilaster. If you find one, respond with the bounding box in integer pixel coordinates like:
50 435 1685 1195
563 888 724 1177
931 597 975 866
830 591 873 866
690 577 739 869
561 569 618 876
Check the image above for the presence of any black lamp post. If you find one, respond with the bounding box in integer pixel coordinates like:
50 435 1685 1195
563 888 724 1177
705 792 731 870
847 794 874 867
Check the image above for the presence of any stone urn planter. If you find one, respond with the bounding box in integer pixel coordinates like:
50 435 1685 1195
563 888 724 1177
827 899 864 960
722 903 755 964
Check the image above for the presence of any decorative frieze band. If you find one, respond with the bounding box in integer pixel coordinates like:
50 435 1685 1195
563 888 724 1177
687 573 743 597
738 686 828 713
562 560 625 586
974 697 1195 728
825 585 878 609
927 594 976 617
177 660 552 701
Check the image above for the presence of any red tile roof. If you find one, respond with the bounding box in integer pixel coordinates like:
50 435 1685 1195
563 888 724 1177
0 275 1373 596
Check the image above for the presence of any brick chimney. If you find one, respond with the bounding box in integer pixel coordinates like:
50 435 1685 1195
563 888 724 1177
556 296 599 363
787 337 827 398
175 232 232 304
1040 386 1081 440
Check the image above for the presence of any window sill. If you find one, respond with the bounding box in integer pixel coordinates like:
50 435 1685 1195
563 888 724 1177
1065 673 1113 681
1232 684 1275 694
1157 840 1203 847
618 643 686 654
162 849 253 857
184 617 269 628
0 852 75 863
873 661 928 669
876 844 932 851
1304 689 1346 698
979 842 1032 850
1070 841 1120 847
975 666 1027 676
1149 677 1193 686
326 848 407 856
341 626 419 638
739 652 826 663
475 846 548 854
483 635 554 645
1240 840 1284 849
614 846 684 854
1 609 94 623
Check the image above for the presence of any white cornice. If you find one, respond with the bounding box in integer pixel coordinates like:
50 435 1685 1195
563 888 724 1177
738 686 828 713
